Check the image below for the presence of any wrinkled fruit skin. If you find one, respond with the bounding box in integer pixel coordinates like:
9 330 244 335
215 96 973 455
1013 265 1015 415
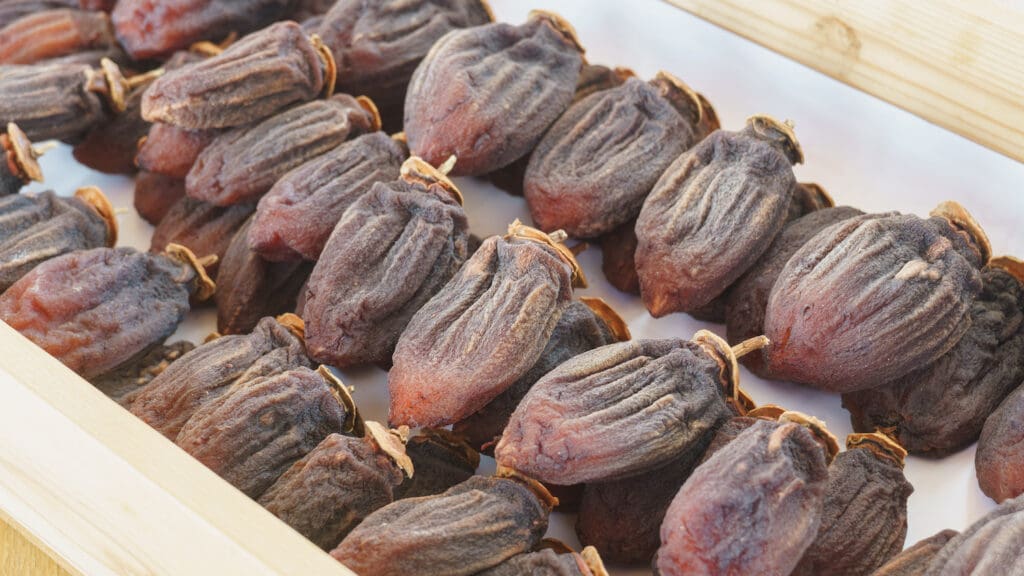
477 548 589 576
725 206 864 377
0 62 107 142
304 176 469 367
186 94 376 206
0 2 84 29
0 9 116 66
331 476 551 576
843 265 1024 456
248 132 406 262
258 432 404 550
175 366 351 498
452 300 620 450
114 0 293 61
136 123 220 180
697 416 762 464
791 446 913 576
496 338 732 485
524 76 699 239
133 172 187 226
0 190 110 292
977 383 1024 502
575 428 710 564
150 197 254 279
389 234 573 428
488 62 630 196
600 220 640 295
657 419 828 576
394 428 478 499
142 21 323 128
923 495 1024 575
635 125 795 316
91 340 194 408
404 13 583 176
317 0 491 131
129 316 309 439
215 219 314 335
765 211 984 392
0 247 195 378
72 78 150 175
872 529 958 576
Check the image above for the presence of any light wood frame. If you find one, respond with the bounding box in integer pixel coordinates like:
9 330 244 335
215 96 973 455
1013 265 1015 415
665 0 1024 164
0 322 354 576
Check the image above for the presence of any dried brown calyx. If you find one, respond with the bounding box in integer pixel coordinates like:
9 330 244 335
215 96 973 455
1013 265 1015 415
930 200 992 265
506 219 587 288
275 313 305 341
779 411 840 463
847 431 908 468
163 243 216 301
413 428 481 470
496 465 559 510
538 538 575 554
355 95 381 132
84 58 163 113
317 365 363 435
797 182 835 210
73 186 118 246
528 9 584 54
189 32 237 57
695 92 721 134
651 71 703 126
3 123 44 184
581 546 609 576
579 296 631 342
747 404 786 420
478 0 497 22
400 155 462 205
693 330 768 415
746 114 803 165
309 34 337 99
990 255 1024 284
364 420 414 478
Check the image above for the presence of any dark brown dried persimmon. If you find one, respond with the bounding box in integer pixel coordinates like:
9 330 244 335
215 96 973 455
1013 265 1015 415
175 365 356 498
766 202 990 393
388 220 582 428
141 21 331 128
404 10 584 176
247 132 406 262
524 72 703 239
186 93 378 206
317 0 492 132
129 314 310 439
635 115 800 316
0 244 213 378
330 474 555 576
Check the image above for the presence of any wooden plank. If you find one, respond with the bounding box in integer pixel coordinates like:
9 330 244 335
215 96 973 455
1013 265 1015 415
664 0 1024 163
0 322 355 576
1 518 70 576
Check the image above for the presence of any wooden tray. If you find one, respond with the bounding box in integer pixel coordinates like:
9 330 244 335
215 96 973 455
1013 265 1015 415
2 1 1022 574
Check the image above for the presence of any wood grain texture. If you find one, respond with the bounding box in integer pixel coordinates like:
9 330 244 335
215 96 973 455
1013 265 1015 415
665 0 1024 163
0 321 355 576
1 517 70 576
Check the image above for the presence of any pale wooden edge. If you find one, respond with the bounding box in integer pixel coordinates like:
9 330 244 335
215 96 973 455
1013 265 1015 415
665 0 1024 164
0 513 78 576
0 321 355 576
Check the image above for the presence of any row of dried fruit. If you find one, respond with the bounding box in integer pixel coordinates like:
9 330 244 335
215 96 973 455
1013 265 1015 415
2 1 1024 574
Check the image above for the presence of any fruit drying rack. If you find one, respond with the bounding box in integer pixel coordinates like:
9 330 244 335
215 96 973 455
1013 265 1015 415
1 1 1022 575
